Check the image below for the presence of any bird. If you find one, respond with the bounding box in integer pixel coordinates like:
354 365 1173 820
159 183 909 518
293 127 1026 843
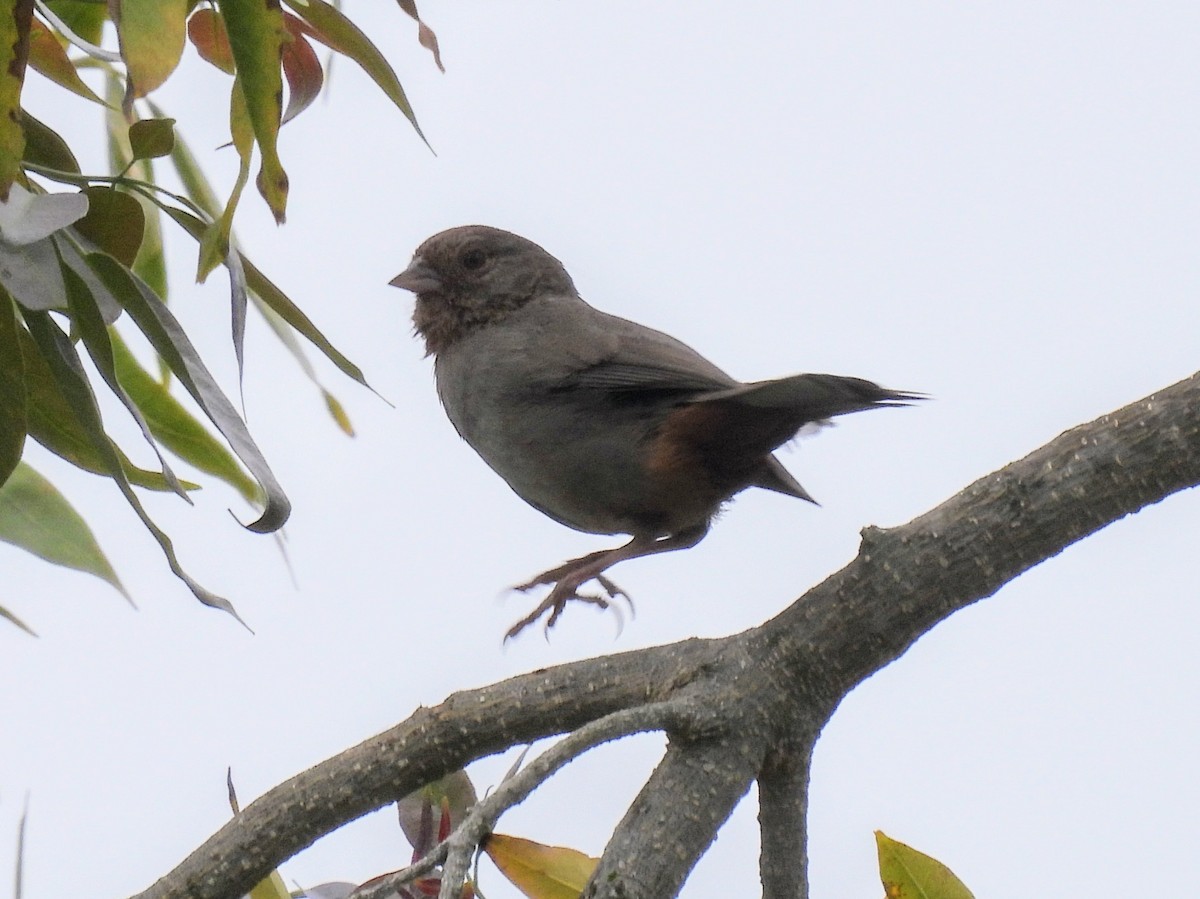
391 225 921 639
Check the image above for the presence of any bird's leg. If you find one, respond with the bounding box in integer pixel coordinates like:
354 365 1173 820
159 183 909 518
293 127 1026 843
505 524 709 640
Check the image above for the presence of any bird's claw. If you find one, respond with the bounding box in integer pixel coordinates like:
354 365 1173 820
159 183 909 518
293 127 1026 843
504 575 634 641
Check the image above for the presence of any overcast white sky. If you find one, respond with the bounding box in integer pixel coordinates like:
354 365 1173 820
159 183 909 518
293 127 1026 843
3 2 1199 897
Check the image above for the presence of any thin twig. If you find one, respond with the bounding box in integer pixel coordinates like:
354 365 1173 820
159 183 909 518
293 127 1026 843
352 701 682 899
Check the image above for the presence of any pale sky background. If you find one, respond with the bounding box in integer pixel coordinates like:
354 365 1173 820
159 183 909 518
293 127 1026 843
3 2 1199 897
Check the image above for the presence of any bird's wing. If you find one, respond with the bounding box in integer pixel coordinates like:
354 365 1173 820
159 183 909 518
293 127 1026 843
549 306 739 397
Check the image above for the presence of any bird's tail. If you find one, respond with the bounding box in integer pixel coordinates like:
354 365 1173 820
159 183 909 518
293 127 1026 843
699 374 925 420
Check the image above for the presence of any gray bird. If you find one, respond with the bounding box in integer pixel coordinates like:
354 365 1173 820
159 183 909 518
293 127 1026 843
392 225 919 638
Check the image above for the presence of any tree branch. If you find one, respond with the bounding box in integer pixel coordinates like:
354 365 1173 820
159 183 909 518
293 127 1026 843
758 744 813 899
132 371 1200 899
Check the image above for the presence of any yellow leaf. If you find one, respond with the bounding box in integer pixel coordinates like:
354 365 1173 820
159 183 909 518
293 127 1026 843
876 831 976 899
0 0 33 199
114 0 188 103
485 834 597 899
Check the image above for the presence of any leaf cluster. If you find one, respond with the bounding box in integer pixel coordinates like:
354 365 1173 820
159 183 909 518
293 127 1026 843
0 0 440 631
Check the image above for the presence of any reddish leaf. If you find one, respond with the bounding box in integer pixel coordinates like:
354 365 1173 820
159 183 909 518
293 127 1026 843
187 7 235 74
394 0 443 72
27 16 106 104
281 15 322 125
282 0 425 141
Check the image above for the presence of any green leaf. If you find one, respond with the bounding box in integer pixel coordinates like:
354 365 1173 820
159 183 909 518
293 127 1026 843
21 109 79 173
111 330 260 503
128 117 176 161
0 460 130 602
0 290 27 485
255 297 354 434
197 77 253 282
114 0 188 104
217 0 289 222
0 601 36 635
283 0 427 144
27 16 106 105
86 252 290 534
20 306 244 623
12 317 192 491
73 187 145 267
42 1 105 45
57 238 188 499
0 0 33 199
876 831 976 899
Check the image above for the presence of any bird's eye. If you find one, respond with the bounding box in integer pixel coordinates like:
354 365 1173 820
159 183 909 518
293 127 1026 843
461 248 487 270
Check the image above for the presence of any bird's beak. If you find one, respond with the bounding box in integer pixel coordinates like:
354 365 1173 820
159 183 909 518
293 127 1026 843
389 256 443 294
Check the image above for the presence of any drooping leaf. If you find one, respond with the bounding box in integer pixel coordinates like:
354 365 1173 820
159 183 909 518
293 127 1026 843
73 187 145 267
27 16 106 105
0 601 36 635
322 391 352 435
111 331 260 503
217 0 288 222
58 241 188 499
12 319 191 491
0 460 130 602
0 231 122 323
187 7 235 75
86 251 290 533
485 834 597 899
0 0 33 199
259 295 355 434
197 76 253 282
876 831 976 899
21 110 79 173
394 0 444 73
114 0 188 106
20 306 244 622
128 117 176 161
0 290 26 485
280 15 322 125
283 0 426 143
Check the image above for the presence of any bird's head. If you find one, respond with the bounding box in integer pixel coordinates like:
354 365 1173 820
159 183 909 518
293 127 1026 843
391 225 577 355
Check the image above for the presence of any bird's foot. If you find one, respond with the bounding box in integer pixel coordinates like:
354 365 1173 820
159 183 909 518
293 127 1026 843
506 568 633 641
